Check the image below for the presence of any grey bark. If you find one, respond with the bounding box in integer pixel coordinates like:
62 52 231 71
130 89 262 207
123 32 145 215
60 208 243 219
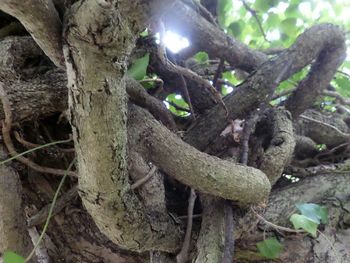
0 146 34 262
0 0 64 67
128 104 271 205
64 0 181 253
184 24 346 151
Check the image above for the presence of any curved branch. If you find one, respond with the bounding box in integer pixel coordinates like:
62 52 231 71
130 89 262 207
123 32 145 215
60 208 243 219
258 109 296 185
128 104 271 205
0 0 64 67
185 24 346 151
295 110 350 147
165 1 268 72
285 26 346 117
126 77 177 131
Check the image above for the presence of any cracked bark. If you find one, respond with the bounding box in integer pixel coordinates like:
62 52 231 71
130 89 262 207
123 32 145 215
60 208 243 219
0 0 349 261
64 0 181 253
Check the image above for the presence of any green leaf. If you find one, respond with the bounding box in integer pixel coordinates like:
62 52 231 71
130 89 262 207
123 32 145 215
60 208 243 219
4 251 25 263
285 3 300 18
254 0 278 12
280 18 297 37
140 28 149 37
228 22 242 38
256 237 283 259
290 214 318 237
266 13 280 28
296 203 328 224
193 52 209 63
127 53 150 80
334 76 350 97
218 0 233 27
222 71 240 85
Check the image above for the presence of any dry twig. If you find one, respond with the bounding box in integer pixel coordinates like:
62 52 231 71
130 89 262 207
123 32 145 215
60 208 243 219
130 165 157 190
176 188 197 263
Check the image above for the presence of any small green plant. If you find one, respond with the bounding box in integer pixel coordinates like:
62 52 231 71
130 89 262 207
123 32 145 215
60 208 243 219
256 237 283 259
256 203 329 260
193 51 209 64
3 251 25 263
127 53 150 80
290 203 328 237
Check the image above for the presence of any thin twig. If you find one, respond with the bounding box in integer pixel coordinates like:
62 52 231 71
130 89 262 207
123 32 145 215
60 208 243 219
241 0 270 43
336 70 350 79
14 131 75 153
179 74 196 118
217 79 236 89
176 188 196 263
300 115 350 138
14 131 41 149
156 22 228 115
316 142 349 160
25 158 76 262
130 166 157 190
251 208 304 233
158 21 196 118
40 124 75 155
167 100 190 112
222 200 234 263
177 214 202 220
213 58 225 91
322 90 350 106
183 0 219 27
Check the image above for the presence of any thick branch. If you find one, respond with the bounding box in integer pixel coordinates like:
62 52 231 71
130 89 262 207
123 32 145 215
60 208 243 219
295 109 350 147
194 196 225 263
64 0 181 253
258 109 296 184
185 24 346 150
0 0 64 67
0 69 67 123
285 27 346 117
128 104 271 205
165 1 268 72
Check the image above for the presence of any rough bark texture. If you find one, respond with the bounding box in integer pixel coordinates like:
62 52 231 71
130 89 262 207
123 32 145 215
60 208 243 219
258 108 296 184
0 146 34 262
63 0 182 253
194 196 225 263
0 0 349 262
128 104 271 204
0 0 63 67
